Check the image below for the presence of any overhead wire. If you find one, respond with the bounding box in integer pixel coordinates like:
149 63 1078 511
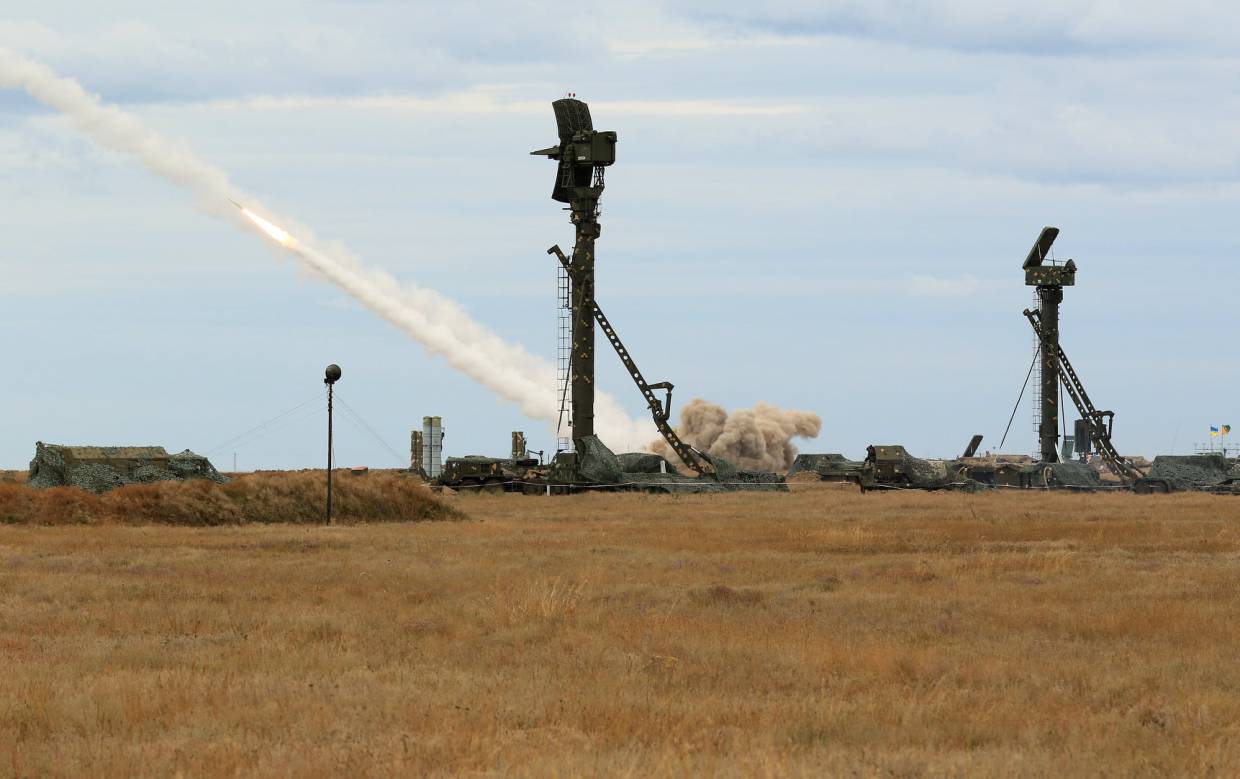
332 392 407 466
999 346 1040 452
210 403 327 457
1060 378 1068 451
204 391 325 456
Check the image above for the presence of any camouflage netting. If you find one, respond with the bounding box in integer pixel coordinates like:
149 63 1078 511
698 451 737 483
725 469 788 492
787 453 858 477
1021 461 1103 488
577 437 786 492
28 442 226 494
902 454 953 488
1148 455 1237 490
949 459 1025 487
617 452 676 474
861 447 979 491
575 436 623 483
620 473 727 494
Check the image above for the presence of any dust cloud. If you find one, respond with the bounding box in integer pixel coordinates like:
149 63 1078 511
652 400 822 472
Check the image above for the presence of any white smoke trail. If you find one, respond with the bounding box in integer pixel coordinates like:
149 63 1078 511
0 47 652 449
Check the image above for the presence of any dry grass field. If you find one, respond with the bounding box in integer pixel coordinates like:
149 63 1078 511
0 471 456 526
3 483 1240 776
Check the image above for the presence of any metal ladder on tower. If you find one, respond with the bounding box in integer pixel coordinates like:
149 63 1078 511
1024 309 1141 482
555 262 573 453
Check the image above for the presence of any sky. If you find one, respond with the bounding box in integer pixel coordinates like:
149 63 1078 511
0 1 1237 470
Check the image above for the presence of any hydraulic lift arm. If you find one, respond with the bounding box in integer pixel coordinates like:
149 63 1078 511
550 245 714 475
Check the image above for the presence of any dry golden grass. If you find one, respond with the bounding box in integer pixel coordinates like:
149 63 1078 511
3 484 1240 776
0 471 456 525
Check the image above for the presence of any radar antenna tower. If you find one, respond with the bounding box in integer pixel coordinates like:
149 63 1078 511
1019 227 1141 483
533 98 713 474
1022 226 1074 463
531 98 614 444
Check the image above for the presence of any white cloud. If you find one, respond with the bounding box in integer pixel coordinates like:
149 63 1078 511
676 0 1240 54
111 83 1240 188
174 90 807 118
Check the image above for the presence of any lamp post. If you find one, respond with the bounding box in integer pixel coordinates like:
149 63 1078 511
324 364 341 524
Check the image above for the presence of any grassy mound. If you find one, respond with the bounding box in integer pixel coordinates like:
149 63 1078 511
0 471 459 526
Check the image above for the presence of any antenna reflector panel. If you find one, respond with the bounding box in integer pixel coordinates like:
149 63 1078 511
552 98 593 142
1022 226 1060 270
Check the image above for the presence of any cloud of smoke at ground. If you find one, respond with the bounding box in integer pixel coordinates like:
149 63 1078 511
652 399 822 471
0 46 652 449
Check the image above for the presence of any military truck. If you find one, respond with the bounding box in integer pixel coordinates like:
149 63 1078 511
436 455 541 493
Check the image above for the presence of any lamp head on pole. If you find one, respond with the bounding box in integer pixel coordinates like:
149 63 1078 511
324 364 342 385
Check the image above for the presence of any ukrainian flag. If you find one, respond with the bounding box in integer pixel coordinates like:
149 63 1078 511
1210 426 1220 437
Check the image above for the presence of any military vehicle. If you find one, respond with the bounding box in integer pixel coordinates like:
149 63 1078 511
792 442 1125 496
1215 476 1240 496
950 457 1028 488
852 445 1092 492
1133 454 1240 494
857 445 973 491
787 453 864 484
556 436 784 494
951 456 1111 490
1014 461 1103 489
437 455 541 493
440 435 785 495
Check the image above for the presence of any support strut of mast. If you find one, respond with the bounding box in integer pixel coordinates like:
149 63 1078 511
1024 309 1142 483
550 245 714 475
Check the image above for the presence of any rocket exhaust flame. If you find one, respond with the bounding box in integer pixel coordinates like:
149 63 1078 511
239 206 296 248
230 198 295 247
